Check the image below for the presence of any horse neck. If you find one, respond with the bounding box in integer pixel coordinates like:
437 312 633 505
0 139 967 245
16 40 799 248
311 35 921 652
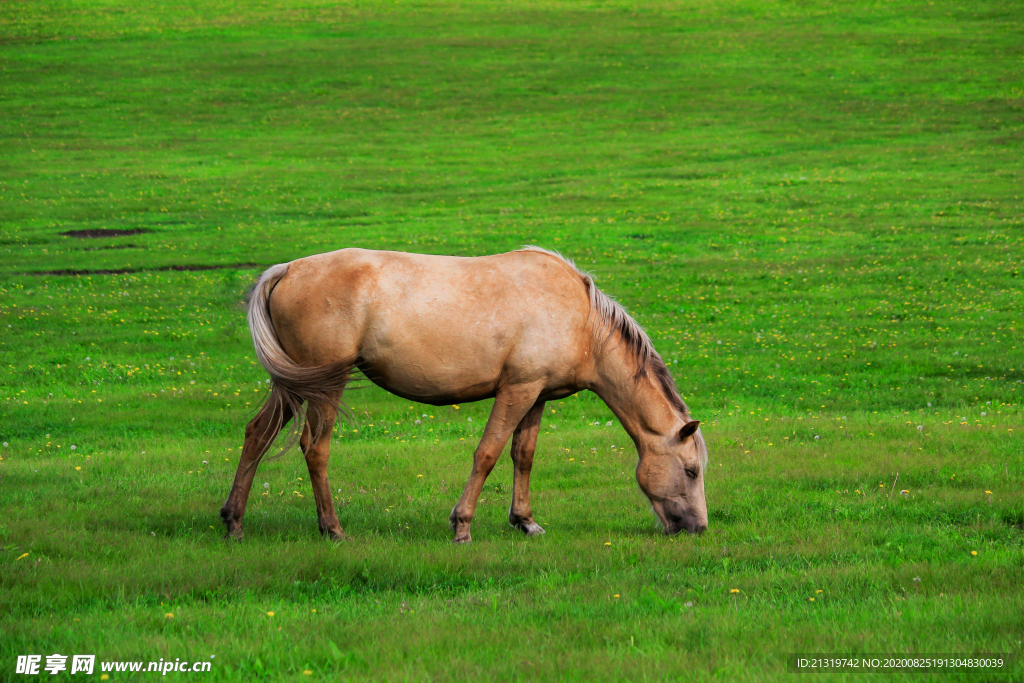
589 342 682 447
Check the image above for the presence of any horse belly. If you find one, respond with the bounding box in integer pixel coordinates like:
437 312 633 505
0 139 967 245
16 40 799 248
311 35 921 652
358 325 512 404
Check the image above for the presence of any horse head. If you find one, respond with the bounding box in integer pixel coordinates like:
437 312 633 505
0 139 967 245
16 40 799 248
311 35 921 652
635 419 708 535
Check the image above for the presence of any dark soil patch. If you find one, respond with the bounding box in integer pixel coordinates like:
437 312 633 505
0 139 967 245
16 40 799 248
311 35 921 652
61 228 151 238
27 262 262 276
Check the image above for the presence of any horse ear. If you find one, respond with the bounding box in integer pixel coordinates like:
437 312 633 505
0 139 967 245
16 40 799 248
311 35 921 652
679 420 700 440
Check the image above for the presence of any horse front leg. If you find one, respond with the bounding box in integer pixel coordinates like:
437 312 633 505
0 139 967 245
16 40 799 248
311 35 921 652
508 400 546 536
221 390 293 540
300 395 345 541
449 385 542 544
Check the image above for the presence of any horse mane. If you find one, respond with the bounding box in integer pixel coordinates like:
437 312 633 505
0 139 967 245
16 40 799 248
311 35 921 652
518 246 693 417
518 247 709 467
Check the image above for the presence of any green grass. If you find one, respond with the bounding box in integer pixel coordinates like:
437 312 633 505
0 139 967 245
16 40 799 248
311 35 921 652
2 0 1023 680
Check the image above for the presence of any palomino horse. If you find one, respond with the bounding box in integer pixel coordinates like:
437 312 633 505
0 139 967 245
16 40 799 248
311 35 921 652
221 247 708 543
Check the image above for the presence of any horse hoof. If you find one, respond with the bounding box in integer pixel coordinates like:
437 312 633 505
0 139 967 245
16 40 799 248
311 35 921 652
452 534 472 544
328 530 347 542
522 522 546 536
223 528 244 541
510 516 545 536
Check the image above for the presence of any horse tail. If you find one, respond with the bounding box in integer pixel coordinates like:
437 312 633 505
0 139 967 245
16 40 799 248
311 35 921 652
248 263 352 451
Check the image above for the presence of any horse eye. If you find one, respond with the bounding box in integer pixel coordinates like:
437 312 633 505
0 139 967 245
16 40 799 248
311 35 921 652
686 468 698 480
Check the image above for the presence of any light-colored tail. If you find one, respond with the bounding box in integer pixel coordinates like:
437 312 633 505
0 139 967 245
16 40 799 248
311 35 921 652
247 263 352 447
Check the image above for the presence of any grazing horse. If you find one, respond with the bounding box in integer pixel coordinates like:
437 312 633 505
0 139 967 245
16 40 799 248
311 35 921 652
220 247 708 543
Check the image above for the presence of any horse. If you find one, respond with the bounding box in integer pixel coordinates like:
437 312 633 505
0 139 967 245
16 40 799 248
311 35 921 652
220 246 708 543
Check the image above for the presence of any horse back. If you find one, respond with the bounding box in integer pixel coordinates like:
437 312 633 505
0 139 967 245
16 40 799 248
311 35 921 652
269 248 594 402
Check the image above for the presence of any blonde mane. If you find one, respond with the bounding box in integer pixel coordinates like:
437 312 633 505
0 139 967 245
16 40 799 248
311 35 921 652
519 247 707 467
518 247 686 409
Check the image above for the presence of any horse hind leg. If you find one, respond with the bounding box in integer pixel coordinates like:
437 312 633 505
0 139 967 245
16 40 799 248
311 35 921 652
508 400 546 536
300 392 346 541
221 390 293 540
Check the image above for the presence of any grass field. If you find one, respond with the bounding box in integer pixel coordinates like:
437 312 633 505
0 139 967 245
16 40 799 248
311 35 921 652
2 0 1023 680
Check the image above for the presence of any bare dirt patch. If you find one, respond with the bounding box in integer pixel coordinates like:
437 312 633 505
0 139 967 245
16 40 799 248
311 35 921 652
61 228 151 238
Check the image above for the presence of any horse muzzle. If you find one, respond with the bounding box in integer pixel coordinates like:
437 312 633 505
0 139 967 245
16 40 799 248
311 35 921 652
654 499 707 535
662 513 707 536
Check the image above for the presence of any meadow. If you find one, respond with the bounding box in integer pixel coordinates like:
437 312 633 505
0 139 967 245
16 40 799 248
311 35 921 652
1 0 1023 680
